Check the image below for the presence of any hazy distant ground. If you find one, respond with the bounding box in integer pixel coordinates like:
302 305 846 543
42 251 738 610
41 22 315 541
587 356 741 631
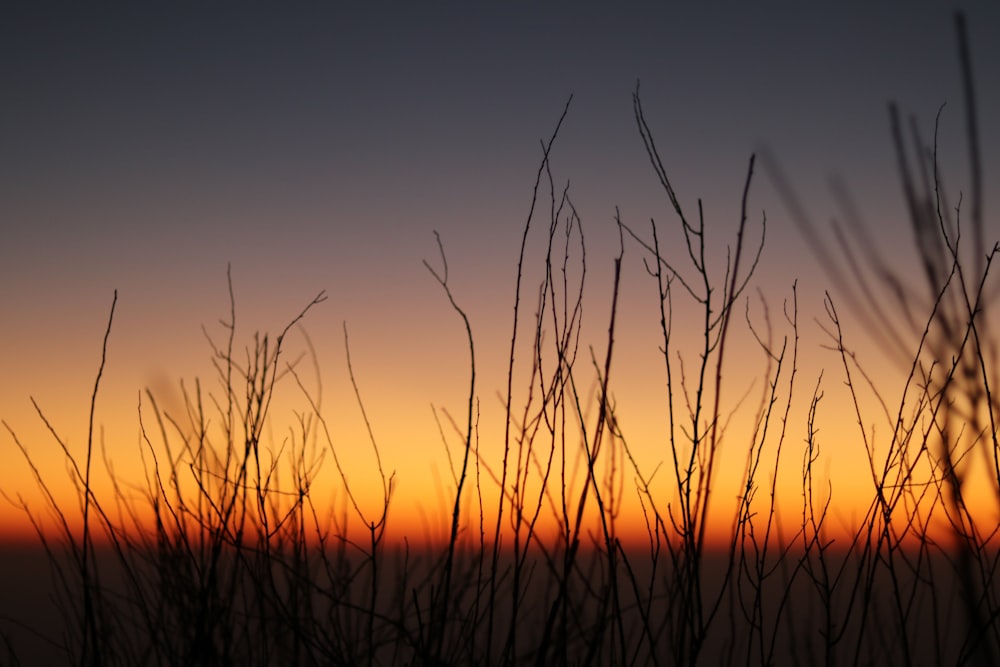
0 542 984 665
0 546 64 664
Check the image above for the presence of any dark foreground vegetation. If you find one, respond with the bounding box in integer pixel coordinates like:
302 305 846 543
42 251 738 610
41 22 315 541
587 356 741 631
2 13 998 666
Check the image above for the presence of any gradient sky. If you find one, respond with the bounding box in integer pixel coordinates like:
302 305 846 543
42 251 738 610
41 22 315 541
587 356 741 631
2 2 998 546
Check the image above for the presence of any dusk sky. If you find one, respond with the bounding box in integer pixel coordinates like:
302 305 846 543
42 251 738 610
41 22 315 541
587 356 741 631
2 3 998 544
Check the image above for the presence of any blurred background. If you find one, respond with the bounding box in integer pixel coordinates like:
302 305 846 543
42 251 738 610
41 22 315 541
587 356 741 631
1 2 998 545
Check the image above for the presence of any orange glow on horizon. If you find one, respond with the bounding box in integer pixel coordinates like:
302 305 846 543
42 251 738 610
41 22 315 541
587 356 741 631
3 284 998 560
2 183 997 579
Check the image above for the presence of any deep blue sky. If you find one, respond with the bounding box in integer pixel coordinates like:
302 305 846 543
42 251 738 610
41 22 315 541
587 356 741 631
5 4 997 288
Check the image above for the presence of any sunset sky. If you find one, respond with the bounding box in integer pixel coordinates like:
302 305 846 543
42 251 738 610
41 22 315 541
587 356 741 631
2 3 998 547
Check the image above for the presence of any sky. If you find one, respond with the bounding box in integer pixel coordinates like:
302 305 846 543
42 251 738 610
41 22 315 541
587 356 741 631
2 2 999 547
